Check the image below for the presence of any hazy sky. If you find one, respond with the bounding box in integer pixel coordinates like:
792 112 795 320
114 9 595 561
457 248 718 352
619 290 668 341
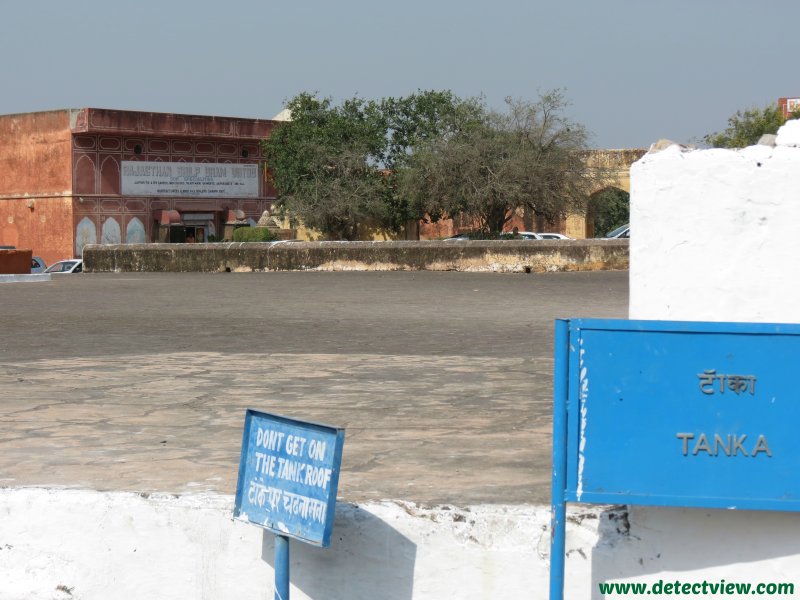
0 0 793 149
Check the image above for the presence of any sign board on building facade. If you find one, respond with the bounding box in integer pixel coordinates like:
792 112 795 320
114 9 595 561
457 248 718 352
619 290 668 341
550 318 800 599
121 161 259 198
234 410 345 547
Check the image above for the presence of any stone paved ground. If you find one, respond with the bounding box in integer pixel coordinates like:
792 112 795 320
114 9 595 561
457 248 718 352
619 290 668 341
0 271 627 504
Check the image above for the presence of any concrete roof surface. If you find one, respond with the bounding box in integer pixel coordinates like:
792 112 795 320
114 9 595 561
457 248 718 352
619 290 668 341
0 271 627 505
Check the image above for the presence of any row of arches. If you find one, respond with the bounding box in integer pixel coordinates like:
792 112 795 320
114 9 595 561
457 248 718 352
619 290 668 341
75 216 146 257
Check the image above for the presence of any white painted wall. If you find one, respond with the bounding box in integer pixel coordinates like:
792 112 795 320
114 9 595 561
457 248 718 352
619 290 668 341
0 488 612 600
630 131 800 323
4 488 797 600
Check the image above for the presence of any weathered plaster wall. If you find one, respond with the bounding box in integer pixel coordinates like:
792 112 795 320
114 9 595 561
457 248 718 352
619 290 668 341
0 489 619 600
8 487 791 600
0 112 75 262
629 134 800 322
0 198 74 265
83 240 629 273
0 111 73 197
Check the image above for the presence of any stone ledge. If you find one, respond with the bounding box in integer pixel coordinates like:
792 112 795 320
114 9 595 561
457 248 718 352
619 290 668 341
0 273 51 283
83 240 629 273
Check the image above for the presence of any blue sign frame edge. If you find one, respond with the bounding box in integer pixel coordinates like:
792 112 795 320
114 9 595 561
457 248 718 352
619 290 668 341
567 317 800 336
549 317 800 600
233 409 346 548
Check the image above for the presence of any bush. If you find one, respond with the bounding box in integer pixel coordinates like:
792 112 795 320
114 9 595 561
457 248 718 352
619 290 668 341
232 227 278 242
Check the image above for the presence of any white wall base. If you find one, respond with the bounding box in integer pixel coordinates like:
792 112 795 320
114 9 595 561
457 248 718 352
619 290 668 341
2 489 799 600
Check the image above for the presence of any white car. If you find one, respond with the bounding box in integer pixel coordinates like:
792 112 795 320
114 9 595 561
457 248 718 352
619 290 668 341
495 231 543 240
536 233 573 240
444 231 544 240
44 259 83 274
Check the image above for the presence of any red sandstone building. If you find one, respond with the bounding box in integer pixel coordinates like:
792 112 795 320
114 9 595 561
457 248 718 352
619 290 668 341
779 97 800 119
0 108 276 265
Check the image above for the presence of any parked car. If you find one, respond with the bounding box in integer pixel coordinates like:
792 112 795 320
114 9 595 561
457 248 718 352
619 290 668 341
603 224 630 239
44 259 83 274
31 256 46 273
445 231 544 240
495 231 544 240
506 231 543 240
536 233 573 240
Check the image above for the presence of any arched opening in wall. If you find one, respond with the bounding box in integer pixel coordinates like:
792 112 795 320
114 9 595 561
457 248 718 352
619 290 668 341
101 217 121 244
74 155 96 194
100 156 120 195
75 217 97 257
586 187 630 238
126 217 146 244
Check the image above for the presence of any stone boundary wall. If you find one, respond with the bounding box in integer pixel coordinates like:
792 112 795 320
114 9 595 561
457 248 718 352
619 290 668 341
84 240 628 273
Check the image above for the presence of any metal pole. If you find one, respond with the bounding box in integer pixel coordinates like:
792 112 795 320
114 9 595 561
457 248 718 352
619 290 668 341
274 534 290 600
549 319 570 600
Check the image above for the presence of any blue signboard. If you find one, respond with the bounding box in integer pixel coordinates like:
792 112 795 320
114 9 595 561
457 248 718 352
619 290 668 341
550 318 800 599
234 410 345 547
557 318 800 511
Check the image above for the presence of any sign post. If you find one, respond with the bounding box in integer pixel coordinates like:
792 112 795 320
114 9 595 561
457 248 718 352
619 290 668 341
234 410 345 600
550 318 800 599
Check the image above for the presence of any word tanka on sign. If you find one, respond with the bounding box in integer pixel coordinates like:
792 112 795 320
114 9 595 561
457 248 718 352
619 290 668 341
121 161 259 198
234 410 345 547
554 318 800 512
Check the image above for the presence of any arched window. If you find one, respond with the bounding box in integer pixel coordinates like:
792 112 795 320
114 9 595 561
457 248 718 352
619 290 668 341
101 217 121 244
100 156 120 195
75 217 97 257
126 217 146 244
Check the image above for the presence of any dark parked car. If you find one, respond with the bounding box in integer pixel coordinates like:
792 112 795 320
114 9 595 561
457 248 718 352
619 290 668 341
603 224 630 239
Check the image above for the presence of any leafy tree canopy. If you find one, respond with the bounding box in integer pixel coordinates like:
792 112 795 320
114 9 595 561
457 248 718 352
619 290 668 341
263 89 600 239
399 90 602 233
262 91 479 240
704 103 800 148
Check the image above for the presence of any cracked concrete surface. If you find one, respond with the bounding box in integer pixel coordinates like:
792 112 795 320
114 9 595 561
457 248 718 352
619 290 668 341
0 271 627 504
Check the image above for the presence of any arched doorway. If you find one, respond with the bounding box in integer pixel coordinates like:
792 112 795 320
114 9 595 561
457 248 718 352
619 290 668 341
586 187 630 238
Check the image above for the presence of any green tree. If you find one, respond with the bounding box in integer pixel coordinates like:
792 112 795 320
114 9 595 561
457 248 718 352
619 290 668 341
262 91 478 240
589 188 629 237
704 103 800 148
400 91 602 233
261 93 387 240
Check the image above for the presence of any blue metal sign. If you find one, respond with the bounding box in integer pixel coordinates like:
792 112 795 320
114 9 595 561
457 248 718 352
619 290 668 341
550 318 800 599
234 410 345 547
557 318 800 511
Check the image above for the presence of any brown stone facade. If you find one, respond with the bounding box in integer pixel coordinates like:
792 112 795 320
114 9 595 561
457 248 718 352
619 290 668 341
0 108 277 265
0 249 33 274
